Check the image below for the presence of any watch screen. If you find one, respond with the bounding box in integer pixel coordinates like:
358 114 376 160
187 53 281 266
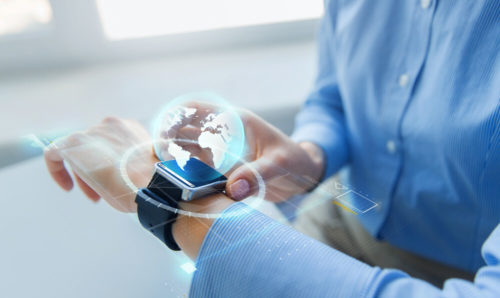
159 158 227 187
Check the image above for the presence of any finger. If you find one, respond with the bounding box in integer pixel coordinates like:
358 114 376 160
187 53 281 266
158 126 204 161
183 101 219 123
160 117 191 139
159 105 200 139
226 156 288 201
73 170 101 202
44 144 74 191
177 126 202 140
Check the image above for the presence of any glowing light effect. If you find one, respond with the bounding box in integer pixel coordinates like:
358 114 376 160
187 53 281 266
167 142 191 169
151 92 245 177
180 262 197 274
334 190 377 214
24 134 51 149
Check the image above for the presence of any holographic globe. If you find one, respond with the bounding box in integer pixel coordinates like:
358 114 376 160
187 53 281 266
151 92 245 176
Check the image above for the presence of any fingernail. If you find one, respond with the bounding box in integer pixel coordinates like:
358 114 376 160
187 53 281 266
230 179 250 200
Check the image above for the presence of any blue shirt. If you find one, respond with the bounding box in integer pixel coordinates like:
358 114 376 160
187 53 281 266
292 0 499 272
191 203 500 297
190 0 500 296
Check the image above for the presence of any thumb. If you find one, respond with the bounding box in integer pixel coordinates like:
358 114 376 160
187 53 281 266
226 156 287 201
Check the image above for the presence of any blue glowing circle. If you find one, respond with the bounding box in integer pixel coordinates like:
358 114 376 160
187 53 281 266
151 92 245 176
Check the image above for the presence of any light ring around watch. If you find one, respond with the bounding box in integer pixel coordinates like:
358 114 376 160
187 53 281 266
119 138 265 219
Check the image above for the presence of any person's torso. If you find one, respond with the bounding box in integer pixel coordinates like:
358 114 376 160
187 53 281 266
328 0 500 271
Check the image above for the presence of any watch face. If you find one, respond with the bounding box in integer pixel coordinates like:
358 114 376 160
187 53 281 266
158 158 227 188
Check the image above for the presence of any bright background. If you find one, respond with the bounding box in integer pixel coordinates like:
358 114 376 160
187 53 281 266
0 0 322 297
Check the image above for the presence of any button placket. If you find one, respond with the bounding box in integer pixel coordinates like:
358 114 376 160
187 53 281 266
386 140 397 154
398 74 409 87
420 0 431 9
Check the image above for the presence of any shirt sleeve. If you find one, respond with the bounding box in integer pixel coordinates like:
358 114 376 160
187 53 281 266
291 0 349 180
190 203 500 298
190 202 379 297
372 224 500 298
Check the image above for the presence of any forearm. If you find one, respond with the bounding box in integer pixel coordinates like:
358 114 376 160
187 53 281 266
177 200 500 298
189 202 379 297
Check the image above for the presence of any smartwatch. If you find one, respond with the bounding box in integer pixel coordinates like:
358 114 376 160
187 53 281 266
135 157 227 250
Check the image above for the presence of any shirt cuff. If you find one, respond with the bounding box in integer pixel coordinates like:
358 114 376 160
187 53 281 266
190 202 378 298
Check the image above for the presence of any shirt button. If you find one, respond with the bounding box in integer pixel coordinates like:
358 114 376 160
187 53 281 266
398 74 409 87
421 0 431 9
386 140 397 154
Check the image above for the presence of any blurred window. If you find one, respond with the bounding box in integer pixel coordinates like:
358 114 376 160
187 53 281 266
0 0 322 72
96 0 323 40
0 0 52 36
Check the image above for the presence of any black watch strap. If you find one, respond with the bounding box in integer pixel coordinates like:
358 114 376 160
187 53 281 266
135 172 183 251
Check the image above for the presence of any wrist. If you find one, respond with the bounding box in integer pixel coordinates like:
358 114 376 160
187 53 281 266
129 158 158 188
125 156 159 213
173 194 234 259
298 141 325 186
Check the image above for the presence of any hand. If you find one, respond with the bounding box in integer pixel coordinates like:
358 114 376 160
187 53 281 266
160 102 325 202
227 110 325 202
44 117 158 212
